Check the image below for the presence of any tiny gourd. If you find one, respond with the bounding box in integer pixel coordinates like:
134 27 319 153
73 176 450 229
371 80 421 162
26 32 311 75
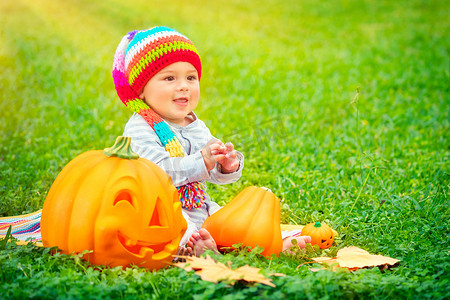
41 136 187 270
300 221 334 249
202 186 283 257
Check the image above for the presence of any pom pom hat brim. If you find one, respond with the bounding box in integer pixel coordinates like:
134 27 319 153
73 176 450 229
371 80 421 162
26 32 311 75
112 26 202 110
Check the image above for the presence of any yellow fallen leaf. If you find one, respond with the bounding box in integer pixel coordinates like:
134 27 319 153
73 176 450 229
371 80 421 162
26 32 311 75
174 254 226 273
309 264 344 272
336 246 400 269
312 256 336 263
173 255 284 287
304 246 400 272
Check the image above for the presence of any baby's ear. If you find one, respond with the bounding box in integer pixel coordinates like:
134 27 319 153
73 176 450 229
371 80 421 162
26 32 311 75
139 92 145 100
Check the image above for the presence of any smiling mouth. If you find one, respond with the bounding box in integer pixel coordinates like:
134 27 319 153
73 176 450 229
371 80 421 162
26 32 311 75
173 97 189 105
117 231 172 257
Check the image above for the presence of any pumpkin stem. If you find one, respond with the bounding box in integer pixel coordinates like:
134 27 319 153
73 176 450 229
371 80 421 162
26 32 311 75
103 136 139 160
314 222 322 228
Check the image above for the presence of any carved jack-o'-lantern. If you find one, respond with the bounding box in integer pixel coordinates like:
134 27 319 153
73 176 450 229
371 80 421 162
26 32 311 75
202 186 283 257
301 221 334 249
41 136 187 270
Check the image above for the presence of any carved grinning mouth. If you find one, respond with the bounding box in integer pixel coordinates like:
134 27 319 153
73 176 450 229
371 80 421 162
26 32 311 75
114 192 176 256
117 231 172 256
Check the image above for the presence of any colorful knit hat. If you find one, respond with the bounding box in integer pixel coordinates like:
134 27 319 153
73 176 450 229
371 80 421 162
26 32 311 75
112 27 206 210
113 26 202 106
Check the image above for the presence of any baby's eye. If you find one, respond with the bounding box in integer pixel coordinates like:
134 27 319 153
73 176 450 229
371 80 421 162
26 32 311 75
187 75 197 81
164 76 175 81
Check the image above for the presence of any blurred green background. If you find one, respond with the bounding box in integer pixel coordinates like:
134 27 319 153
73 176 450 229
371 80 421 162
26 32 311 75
0 0 449 297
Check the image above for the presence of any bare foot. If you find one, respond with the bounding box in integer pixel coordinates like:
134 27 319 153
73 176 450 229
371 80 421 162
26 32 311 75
282 233 311 254
186 228 220 256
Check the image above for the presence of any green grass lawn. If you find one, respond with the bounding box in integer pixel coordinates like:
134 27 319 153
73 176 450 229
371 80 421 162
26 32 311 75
1 0 449 298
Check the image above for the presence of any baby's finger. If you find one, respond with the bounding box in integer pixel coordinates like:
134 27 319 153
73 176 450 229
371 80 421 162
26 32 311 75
229 160 239 169
225 142 234 152
225 150 237 159
220 159 239 173
212 153 226 162
210 142 226 151
208 145 225 156
211 149 227 156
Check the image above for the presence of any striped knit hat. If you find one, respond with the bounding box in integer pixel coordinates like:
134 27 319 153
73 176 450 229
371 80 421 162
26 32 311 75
112 26 202 112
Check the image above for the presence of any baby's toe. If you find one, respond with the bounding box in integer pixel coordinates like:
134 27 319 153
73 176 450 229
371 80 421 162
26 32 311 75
297 239 306 249
198 228 212 240
190 232 201 242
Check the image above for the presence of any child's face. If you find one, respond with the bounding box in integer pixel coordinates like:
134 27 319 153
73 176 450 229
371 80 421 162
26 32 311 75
139 62 200 126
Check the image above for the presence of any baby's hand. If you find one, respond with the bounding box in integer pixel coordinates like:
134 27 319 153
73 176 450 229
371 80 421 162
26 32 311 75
201 139 227 171
217 142 239 174
201 140 239 173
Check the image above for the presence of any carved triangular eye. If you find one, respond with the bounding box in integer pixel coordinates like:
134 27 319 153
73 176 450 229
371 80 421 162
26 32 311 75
149 198 162 227
114 191 133 207
149 197 169 227
321 239 327 243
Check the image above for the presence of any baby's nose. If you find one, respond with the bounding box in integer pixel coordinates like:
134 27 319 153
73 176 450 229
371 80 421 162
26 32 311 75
177 79 189 91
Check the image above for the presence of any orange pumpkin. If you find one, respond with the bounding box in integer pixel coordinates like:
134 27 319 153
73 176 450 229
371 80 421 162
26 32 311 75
300 221 334 249
202 186 282 257
41 136 187 270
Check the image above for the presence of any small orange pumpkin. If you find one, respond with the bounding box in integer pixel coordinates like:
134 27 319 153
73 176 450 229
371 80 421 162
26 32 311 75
202 186 282 257
300 221 334 249
41 136 187 270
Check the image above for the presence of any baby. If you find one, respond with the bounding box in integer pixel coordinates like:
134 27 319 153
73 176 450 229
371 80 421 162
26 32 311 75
112 26 310 256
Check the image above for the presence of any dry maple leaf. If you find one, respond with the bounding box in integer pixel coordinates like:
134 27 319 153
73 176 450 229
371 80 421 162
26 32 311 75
335 246 399 269
173 255 284 287
304 246 400 272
